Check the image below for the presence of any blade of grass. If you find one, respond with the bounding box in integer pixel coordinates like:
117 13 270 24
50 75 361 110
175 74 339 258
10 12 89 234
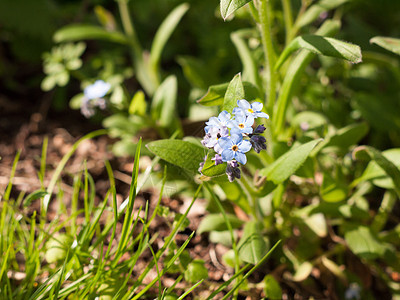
4 151 20 201
177 279 204 300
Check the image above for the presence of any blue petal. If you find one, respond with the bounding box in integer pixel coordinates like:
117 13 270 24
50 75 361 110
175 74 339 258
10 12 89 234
222 149 234 162
242 126 253 134
232 107 244 116
234 110 246 123
231 134 243 145
251 102 263 112
237 99 251 110
218 136 232 149
238 140 252 153
255 112 269 119
235 152 247 165
244 115 255 126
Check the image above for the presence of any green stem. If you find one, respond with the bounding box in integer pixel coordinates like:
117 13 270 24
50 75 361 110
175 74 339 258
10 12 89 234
238 176 258 219
117 0 142 57
204 183 240 299
117 0 156 95
281 0 293 45
258 0 277 117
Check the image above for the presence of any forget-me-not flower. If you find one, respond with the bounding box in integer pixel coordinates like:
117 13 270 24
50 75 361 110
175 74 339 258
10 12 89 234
84 80 111 100
201 126 229 154
218 133 252 165
233 99 269 119
228 110 254 135
81 80 110 118
205 111 231 133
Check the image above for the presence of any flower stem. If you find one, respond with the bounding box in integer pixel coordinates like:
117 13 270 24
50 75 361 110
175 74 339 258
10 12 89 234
258 0 277 118
281 0 293 45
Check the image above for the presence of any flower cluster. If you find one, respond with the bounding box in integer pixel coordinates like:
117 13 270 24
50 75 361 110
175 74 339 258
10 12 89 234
199 99 269 182
80 80 111 118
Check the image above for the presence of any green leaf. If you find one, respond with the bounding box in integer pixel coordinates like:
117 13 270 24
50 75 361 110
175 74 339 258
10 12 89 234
198 214 244 234
200 153 227 178
275 35 362 70
197 83 229 106
231 29 262 90
292 262 313 282
238 220 268 265
23 190 48 207
223 73 244 113
353 146 400 196
260 139 322 184
146 139 205 174
320 173 348 203
264 275 282 300
177 56 213 89
198 81 260 107
294 0 349 29
273 20 341 135
220 0 251 20
314 122 369 155
151 75 178 128
53 25 128 44
184 260 208 283
345 226 386 260
370 36 400 56
129 90 147 116
150 3 190 72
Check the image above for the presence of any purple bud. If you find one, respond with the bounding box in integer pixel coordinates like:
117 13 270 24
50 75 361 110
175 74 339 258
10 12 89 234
226 163 241 182
229 160 239 168
212 154 223 165
198 156 207 173
250 135 267 153
254 124 266 134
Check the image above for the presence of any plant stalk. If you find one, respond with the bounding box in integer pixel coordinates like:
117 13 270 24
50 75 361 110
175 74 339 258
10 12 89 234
258 0 277 117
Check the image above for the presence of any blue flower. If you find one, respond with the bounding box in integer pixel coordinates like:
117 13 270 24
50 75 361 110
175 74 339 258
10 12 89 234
81 80 110 118
228 110 254 135
218 134 252 165
84 80 111 100
233 99 269 119
205 111 231 133
201 126 229 154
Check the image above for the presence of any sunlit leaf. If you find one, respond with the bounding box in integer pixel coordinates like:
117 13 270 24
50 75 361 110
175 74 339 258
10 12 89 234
220 0 251 20
275 35 362 70
146 139 205 174
53 25 128 44
370 36 400 56
198 214 244 234
223 73 244 113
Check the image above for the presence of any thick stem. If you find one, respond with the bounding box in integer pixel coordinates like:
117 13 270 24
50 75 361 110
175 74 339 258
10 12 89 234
281 0 293 45
258 0 277 117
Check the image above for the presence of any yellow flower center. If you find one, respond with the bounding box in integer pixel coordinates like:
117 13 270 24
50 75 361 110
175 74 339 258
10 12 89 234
248 108 254 113
238 123 245 129
231 145 239 152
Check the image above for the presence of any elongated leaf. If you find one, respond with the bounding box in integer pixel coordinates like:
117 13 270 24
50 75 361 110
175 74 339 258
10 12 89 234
276 35 362 70
53 25 128 44
198 81 260 107
313 122 369 155
23 190 48 207
345 226 386 260
198 214 244 234
177 56 214 89
220 0 251 20
231 29 262 90
238 221 268 265
223 73 244 113
151 75 178 128
146 140 205 174
370 36 400 56
273 20 341 135
150 3 190 71
353 146 400 197
356 149 400 189
295 0 349 29
260 139 322 184
198 83 229 106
